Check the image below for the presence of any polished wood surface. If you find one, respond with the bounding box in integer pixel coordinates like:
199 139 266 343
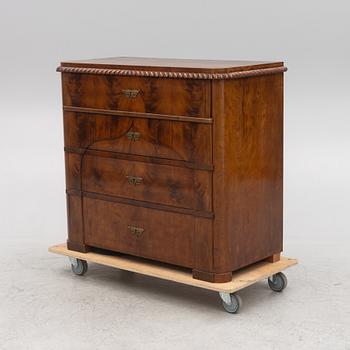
66 194 87 252
59 57 286 283
62 74 210 117
49 243 297 294
63 107 212 124
212 74 283 275
82 155 212 211
61 57 283 74
67 191 214 219
64 112 212 165
83 197 196 268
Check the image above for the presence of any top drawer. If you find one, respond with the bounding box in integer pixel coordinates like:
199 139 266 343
61 74 211 118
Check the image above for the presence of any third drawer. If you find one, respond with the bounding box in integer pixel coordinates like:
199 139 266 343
81 154 212 212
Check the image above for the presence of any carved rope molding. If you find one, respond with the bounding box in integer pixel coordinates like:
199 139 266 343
56 66 287 80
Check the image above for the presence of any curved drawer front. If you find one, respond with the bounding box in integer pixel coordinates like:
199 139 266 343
83 197 195 268
64 112 212 166
82 155 212 212
62 74 210 117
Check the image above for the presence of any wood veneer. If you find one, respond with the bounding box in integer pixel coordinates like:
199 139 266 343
58 57 286 283
63 112 212 165
81 155 212 211
62 74 210 117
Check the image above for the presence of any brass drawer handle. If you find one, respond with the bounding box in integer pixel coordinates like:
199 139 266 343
126 175 143 185
122 89 139 98
128 225 144 237
126 131 140 141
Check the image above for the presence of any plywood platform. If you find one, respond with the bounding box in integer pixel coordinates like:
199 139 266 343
49 243 297 293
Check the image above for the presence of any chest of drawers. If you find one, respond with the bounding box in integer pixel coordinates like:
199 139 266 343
58 57 286 283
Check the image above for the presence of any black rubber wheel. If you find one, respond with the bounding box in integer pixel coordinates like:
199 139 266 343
268 272 287 292
220 293 242 314
71 259 88 276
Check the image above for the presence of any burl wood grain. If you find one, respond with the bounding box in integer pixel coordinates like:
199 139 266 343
64 112 212 166
82 155 212 212
62 74 211 117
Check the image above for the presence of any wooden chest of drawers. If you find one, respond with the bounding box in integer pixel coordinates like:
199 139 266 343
58 57 286 283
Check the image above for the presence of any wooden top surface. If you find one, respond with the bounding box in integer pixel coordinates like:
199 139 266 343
49 243 297 293
60 57 284 73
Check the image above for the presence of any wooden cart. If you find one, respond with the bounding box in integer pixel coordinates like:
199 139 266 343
49 243 297 313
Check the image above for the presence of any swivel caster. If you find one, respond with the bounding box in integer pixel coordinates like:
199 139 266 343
219 292 242 314
69 257 88 276
268 272 287 292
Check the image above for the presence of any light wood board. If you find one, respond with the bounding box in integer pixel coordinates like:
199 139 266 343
49 243 297 293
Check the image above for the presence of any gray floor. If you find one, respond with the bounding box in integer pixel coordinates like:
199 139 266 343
1 234 349 350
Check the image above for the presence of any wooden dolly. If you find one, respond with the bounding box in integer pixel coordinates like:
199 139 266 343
49 243 297 313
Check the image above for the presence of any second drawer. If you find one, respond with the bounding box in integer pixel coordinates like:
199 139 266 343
82 155 212 212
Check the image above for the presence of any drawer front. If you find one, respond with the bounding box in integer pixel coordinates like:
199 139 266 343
64 112 212 166
83 197 195 267
82 155 212 212
62 74 210 117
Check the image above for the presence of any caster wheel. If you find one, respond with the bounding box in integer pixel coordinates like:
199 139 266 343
219 292 242 314
69 257 88 276
268 272 287 292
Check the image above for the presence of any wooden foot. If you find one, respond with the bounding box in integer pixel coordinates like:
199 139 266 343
265 253 281 263
67 240 90 253
192 269 232 283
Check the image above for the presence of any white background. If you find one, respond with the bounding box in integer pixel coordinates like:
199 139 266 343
1 1 349 349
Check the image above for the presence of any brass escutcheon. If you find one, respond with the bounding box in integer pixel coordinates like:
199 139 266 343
126 131 141 141
126 175 143 185
128 225 144 237
122 89 139 98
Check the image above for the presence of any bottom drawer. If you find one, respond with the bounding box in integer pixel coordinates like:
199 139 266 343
83 197 195 268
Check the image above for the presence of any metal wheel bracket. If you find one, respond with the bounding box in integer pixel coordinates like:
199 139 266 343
268 275 275 283
219 292 242 313
69 256 78 268
219 292 232 305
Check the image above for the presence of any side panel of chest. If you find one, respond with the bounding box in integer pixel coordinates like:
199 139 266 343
212 74 283 274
